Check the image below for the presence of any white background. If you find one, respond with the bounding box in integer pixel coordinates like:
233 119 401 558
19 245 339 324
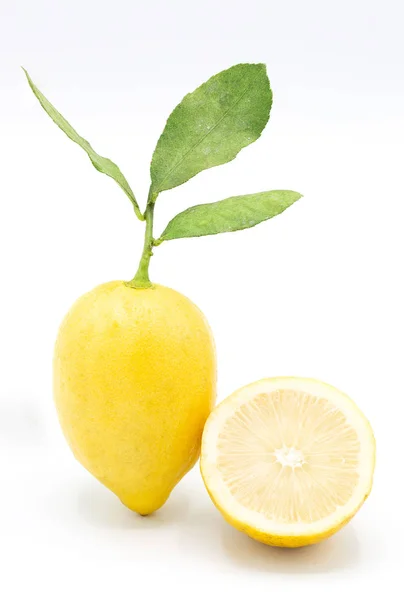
1 0 403 597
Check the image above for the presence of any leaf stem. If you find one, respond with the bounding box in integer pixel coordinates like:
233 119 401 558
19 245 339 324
126 191 157 288
133 202 145 221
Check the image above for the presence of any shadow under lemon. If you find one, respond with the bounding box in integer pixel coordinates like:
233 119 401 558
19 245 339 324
220 520 362 574
76 476 363 573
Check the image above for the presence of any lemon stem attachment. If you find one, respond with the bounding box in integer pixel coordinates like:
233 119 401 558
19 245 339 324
127 192 157 289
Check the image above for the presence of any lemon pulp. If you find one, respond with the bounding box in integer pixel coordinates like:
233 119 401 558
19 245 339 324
201 378 375 547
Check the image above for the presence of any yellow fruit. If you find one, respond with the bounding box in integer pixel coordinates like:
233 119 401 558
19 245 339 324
200 377 375 547
54 281 216 515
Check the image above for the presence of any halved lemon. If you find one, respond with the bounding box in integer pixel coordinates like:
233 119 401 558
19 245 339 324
200 377 375 547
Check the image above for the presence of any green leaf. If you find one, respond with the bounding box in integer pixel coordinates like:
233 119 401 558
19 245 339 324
158 191 302 242
22 68 142 220
150 63 272 195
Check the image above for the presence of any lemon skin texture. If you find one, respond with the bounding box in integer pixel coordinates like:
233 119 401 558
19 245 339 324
54 281 216 514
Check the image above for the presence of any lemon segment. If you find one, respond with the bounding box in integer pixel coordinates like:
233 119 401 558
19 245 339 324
200 377 375 547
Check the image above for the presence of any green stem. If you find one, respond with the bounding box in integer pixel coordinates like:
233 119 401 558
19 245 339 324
127 194 156 289
133 202 145 222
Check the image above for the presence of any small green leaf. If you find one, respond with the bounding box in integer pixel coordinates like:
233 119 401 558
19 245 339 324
23 68 142 220
150 63 272 195
158 190 302 242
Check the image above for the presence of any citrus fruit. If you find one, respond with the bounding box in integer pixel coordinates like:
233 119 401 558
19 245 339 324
200 377 375 547
54 281 216 515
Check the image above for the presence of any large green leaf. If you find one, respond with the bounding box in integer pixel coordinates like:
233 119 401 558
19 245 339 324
23 69 142 219
150 64 272 195
158 190 302 242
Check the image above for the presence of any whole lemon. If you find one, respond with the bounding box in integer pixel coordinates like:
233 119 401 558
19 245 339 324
53 281 216 515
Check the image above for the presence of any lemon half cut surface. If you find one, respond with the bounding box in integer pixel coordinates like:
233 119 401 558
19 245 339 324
200 377 375 547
